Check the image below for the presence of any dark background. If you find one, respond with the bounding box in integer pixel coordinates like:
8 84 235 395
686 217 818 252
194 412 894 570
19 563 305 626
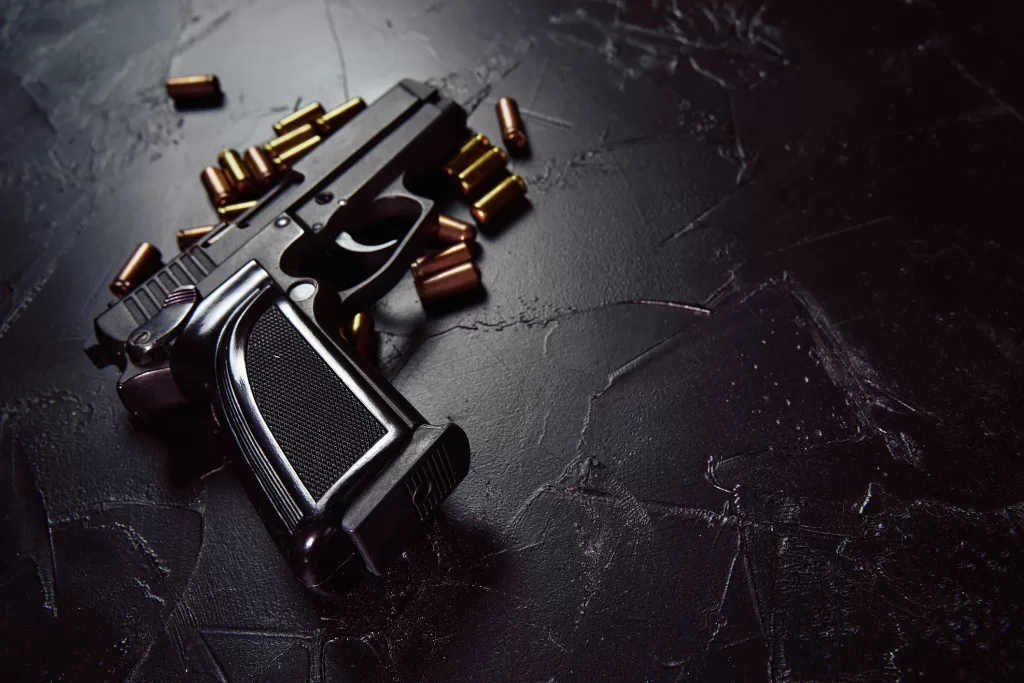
2 0 1023 681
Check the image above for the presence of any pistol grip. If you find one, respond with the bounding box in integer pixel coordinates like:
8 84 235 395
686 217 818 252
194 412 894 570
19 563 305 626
214 285 469 589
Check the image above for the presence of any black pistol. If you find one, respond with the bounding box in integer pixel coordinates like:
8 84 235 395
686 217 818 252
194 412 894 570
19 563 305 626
85 80 472 593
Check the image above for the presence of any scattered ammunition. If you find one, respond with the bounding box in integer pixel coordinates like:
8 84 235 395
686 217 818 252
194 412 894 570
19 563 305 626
457 146 507 195
316 97 366 134
165 75 221 103
471 174 527 224
217 199 258 221
200 166 235 208
243 145 281 187
434 214 477 244
176 224 217 250
496 97 527 150
442 134 491 177
416 262 482 304
273 102 325 136
411 243 473 280
217 149 258 198
264 123 317 157
110 243 162 297
273 135 322 168
346 313 375 360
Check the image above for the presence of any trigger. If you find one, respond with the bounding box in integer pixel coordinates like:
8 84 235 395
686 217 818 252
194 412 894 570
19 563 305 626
336 232 398 254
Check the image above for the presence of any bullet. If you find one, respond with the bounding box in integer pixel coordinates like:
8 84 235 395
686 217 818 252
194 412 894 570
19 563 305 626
434 214 477 244
243 145 281 187
217 149 257 198
272 102 325 136
457 146 507 195
176 224 217 250
217 199 258 221
273 135 322 168
264 123 317 158
200 166 235 208
111 243 162 297
316 97 366 134
165 75 221 103
344 313 375 360
411 243 473 280
416 262 481 304
471 174 527 224
496 97 527 150
442 134 491 177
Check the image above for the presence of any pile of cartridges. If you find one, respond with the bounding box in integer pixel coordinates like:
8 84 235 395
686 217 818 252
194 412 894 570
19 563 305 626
180 97 367 248
410 97 530 309
110 78 530 363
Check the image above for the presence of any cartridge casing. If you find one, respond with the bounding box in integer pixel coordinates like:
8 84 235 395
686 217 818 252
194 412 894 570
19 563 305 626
348 313 375 360
316 98 367 134
243 146 281 187
457 146 507 195
273 102 325 136
273 135 322 168
217 199 258 221
176 225 217 250
264 124 318 157
471 174 527 224
110 243 162 297
442 134 491 176
200 166 235 208
166 75 221 102
416 262 482 303
435 214 477 244
496 97 527 150
411 243 473 280
217 149 257 198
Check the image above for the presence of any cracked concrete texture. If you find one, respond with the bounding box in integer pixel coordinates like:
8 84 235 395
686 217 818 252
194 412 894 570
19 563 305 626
2 0 1024 681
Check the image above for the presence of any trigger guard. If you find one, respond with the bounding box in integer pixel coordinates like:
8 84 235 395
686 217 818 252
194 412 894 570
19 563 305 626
335 191 438 312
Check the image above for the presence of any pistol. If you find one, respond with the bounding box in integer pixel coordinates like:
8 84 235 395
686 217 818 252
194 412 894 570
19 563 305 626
85 80 472 593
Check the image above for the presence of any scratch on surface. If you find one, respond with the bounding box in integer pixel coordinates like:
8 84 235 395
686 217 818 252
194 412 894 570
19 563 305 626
762 216 894 256
518 106 574 130
547 0 782 90
428 37 535 114
689 54 731 89
573 328 691 466
42 513 58 617
660 189 737 245
784 273 928 467
542 320 559 358
99 521 171 577
702 531 743 654
18 78 58 134
134 577 167 605
703 268 741 309
423 296 708 342
198 627 312 640
175 9 234 55
2 415 59 617
322 0 349 99
857 483 875 515
536 410 551 446
945 54 1024 124
478 539 548 562
628 299 712 315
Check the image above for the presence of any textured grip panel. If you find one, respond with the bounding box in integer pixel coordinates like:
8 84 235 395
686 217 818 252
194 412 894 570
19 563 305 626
246 306 386 500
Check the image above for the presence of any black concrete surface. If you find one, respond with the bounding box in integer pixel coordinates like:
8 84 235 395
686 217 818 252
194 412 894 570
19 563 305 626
2 0 1024 681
